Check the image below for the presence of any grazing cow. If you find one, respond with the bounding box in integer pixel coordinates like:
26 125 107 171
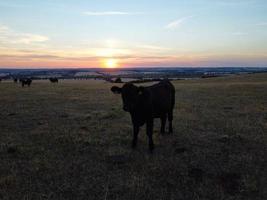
13 78 18 83
111 80 175 152
49 78 59 83
20 78 32 87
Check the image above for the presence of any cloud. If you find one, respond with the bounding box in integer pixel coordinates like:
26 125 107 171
0 25 49 45
0 25 9 32
12 34 48 44
0 2 29 8
216 0 256 6
83 11 142 16
256 22 267 26
1 47 267 68
137 44 171 51
165 16 193 30
78 39 171 57
232 32 248 36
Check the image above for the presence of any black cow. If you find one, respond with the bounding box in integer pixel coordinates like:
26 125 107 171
111 80 175 152
20 78 32 87
49 78 58 83
13 78 18 83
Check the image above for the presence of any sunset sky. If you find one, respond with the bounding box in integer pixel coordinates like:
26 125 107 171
0 0 267 68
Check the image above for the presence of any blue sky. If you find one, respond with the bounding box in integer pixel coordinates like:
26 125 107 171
0 0 267 68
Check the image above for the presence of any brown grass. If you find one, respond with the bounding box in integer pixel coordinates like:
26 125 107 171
0 74 266 199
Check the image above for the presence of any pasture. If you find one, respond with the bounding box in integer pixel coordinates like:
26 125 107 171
0 73 266 199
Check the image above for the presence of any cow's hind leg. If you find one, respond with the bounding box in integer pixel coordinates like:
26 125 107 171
146 120 154 152
160 115 167 134
132 125 139 149
168 111 173 133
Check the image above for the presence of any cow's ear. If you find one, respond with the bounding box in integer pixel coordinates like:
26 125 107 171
138 86 145 95
111 86 122 94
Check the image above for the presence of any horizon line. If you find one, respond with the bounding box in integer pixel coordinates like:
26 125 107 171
1 66 267 70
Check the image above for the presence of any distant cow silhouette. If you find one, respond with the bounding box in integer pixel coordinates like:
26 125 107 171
49 78 58 83
13 78 18 83
114 77 123 83
111 80 175 152
20 78 32 87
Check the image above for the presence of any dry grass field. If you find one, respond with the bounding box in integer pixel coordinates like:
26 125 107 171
0 73 266 200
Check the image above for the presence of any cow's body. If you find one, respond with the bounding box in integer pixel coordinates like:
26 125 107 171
49 78 58 83
20 78 32 87
111 80 175 152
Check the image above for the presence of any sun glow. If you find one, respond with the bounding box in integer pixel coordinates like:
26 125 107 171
104 58 118 68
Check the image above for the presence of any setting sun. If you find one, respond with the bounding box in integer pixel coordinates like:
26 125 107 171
104 58 118 68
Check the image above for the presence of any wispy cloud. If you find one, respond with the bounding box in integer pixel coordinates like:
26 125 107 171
216 0 256 6
0 25 49 45
137 44 171 51
232 32 248 36
0 2 30 8
165 16 193 30
0 25 9 32
83 11 142 16
256 22 267 26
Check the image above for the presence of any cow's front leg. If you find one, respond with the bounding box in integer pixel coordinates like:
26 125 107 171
132 125 139 149
146 119 154 152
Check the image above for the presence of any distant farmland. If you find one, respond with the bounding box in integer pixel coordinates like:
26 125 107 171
0 73 266 199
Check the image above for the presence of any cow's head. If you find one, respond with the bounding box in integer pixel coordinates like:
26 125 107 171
111 83 144 112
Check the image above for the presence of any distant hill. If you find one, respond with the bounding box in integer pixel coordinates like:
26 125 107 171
0 67 266 80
